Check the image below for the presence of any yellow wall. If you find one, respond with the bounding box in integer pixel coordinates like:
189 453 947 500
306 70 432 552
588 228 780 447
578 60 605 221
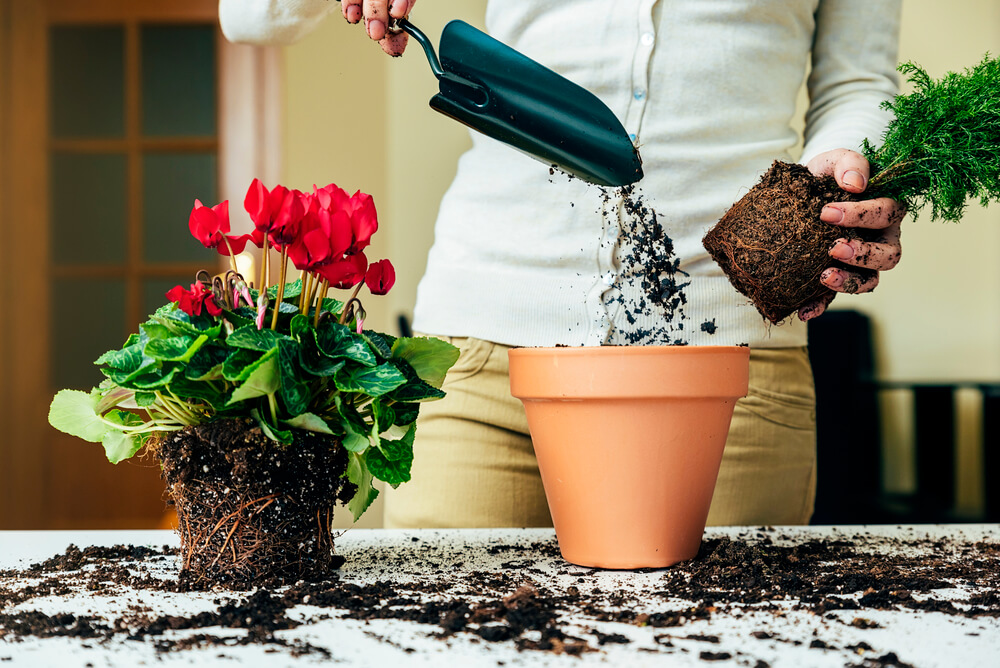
830 1 1000 512
279 2 998 524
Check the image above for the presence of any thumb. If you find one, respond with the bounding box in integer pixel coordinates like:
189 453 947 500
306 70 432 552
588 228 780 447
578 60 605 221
806 148 870 194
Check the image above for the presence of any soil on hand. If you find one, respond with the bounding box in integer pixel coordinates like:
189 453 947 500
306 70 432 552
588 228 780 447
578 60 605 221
702 161 877 323
156 418 356 588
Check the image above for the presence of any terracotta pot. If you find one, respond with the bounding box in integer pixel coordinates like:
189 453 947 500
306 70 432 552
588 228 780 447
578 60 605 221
509 345 750 569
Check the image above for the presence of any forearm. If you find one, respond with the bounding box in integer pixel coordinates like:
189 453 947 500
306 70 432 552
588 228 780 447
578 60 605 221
218 0 338 45
801 0 901 163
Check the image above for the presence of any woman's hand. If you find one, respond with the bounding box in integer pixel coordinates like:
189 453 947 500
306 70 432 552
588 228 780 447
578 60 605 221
341 0 417 56
798 148 906 321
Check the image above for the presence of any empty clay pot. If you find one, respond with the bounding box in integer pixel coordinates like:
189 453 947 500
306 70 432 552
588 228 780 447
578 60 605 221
509 345 750 569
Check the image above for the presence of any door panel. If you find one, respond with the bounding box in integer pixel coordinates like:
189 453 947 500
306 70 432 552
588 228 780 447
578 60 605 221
0 0 281 529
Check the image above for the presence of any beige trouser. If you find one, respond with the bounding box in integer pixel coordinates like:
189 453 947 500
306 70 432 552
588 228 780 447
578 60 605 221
383 338 817 528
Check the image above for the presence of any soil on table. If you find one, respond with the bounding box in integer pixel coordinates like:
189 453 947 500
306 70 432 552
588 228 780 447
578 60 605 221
702 160 879 323
1 531 997 664
155 418 356 588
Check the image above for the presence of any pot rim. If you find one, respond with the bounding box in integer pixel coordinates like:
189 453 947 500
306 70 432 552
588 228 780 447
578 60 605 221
509 345 750 357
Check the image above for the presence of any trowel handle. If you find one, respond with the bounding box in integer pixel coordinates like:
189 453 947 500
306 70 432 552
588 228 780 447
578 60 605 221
390 18 445 80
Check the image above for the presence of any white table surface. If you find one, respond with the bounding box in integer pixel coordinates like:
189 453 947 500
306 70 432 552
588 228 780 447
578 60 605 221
1 525 998 667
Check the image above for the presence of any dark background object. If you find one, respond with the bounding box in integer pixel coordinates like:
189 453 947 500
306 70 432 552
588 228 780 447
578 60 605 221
808 310 883 524
808 310 999 524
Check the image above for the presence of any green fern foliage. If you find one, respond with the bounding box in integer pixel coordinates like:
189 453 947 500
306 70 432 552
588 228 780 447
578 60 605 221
863 55 1000 222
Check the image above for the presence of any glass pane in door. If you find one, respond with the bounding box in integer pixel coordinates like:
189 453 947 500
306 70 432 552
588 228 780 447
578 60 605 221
51 278 126 390
143 152 218 263
50 26 125 139
141 25 216 137
50 152 127 265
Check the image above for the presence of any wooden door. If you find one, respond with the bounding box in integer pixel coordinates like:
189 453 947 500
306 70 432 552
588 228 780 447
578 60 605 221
0 0 281 528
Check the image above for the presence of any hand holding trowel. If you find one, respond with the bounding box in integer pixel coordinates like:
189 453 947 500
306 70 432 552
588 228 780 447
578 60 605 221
339 2 643 187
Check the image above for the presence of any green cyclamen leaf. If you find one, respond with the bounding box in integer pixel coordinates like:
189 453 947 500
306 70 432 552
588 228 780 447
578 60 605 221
101 431 143 464
298 340 345 377
144 334 208 363
268 278 303 301
392 402 420 426
134 391 157 407
250 408 294 444
341 419 370 453
282 412 334 435
155 305 221 337
346 453 379 521
334 363 407 397
185 344 230 381
278 340 310 416
98 410 146 464
222 347 265 381
366 444 413 488
227 349 279 405
387 359 446 403
168 376 227 408
314 322 377 367
371 400 396 435
48 389 108 442
227 326 292 352
95 342 145 371
379 423 415 462
139 321 174 340
363 331 395 360
290 315 311 342
390 336 460 389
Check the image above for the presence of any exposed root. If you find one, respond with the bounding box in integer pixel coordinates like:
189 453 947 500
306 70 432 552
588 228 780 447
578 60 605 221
157 418 357 589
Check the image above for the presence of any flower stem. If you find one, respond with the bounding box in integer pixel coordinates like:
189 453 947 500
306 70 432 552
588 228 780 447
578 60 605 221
267 393 279 425
270 249 289 330
221 236 239 275
258 240 269 294
300 271 314 314
305 273 320 318
339 281 366 326
313 278 330 327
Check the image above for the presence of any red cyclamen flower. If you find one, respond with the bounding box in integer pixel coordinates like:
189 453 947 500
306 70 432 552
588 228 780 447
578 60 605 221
166 282 222 317
364 259 395 295
188 199 250 256
313 184 378 253
243 179 307 249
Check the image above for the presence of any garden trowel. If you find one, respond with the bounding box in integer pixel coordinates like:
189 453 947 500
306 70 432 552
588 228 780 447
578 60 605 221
393 17 644 187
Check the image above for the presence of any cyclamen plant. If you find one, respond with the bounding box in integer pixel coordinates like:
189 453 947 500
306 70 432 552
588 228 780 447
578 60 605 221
49 179 459 521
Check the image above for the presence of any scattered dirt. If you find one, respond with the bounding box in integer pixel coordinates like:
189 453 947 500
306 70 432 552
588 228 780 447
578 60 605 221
1 530 996 663
601 184 691 344
702 160 880 323
155 418 356 588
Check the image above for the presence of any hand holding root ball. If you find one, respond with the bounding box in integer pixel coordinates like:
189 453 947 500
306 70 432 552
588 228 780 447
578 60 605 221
797 148 906 322
340 0 417 56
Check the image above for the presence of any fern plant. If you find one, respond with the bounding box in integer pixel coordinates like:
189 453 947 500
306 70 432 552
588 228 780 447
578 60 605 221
864 55 1000 221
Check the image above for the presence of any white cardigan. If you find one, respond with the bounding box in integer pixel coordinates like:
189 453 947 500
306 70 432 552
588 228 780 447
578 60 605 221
220 0 900 348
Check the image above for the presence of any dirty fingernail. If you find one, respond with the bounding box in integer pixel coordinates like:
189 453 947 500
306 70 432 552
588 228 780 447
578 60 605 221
390 0 407 16
367 18 385 39
820 205 844 224
346 5 361 22
821 268 845 289
829 240 854 260
844 170 867 191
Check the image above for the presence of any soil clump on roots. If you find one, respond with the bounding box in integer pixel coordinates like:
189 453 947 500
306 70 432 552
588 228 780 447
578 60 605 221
703 161 878 323
156 418 356 588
